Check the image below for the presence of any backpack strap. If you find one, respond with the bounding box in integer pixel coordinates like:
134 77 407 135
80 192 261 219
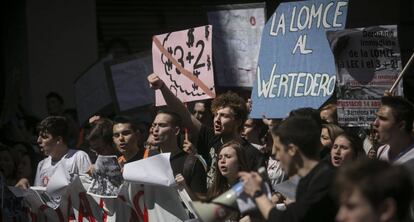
182 154 198 184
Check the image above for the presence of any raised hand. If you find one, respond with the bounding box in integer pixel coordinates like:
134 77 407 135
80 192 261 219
147 73 164 90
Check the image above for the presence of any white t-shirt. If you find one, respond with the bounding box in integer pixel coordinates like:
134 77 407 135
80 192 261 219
377 144 414 164
34 149 91 187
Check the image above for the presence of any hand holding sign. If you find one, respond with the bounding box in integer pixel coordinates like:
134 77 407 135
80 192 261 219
147 73 164 90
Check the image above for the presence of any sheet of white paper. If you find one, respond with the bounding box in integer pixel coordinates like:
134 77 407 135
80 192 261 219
123 153 175 187
30 186 46 191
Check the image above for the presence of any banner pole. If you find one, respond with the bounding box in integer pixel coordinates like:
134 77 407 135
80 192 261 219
389 52 414 93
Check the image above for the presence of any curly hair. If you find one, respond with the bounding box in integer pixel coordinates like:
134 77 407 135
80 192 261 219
211 91 248 131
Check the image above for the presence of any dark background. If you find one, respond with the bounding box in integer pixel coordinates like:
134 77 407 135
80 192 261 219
2 0 414 120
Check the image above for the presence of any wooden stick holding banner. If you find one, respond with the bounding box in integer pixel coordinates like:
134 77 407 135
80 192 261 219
389 52 414 93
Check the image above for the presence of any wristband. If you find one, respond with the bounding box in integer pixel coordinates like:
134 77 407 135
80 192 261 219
253 189 264 199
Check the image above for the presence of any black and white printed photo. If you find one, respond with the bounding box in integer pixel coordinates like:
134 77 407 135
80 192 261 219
87 155 123 198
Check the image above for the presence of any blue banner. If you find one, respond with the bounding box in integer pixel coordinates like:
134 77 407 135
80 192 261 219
250 0 348 118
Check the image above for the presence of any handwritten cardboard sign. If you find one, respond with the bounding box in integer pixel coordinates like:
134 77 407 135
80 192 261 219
152 25 215 106
250 0 348 118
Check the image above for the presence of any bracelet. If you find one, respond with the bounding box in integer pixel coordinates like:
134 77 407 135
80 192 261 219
253 189 265 199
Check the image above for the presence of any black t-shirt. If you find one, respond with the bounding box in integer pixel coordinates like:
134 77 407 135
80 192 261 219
126 148 145 163
197 125 266 187
170 150 207 193
118 148 145 168
268 161 337 221
148 149 207 193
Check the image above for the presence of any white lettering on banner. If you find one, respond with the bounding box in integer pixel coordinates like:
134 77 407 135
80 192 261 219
257 65 336 98
292 34 313 54
269 1 348 36
333 1 347 27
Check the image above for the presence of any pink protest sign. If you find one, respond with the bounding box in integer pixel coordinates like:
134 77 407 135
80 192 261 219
152 25 215 106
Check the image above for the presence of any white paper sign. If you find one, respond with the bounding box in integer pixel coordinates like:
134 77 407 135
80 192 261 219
123 153 175 187
208 3 265 87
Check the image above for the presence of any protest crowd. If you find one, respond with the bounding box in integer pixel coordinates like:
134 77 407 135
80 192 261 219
2 0 414 222
2 82 414 222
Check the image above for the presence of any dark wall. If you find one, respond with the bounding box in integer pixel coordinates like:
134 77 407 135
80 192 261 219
2 0 414 120
95 0 276 57
1 0 28 122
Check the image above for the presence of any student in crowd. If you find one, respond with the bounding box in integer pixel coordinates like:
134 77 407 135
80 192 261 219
246 98 253 113
63 108 81 148
258 119 286 188
148 73 265 188
15 116 91 189
204 141 249 220
331 132 365 168
151 110 207 195
320 103 338 124
360 125 381 159
289 107 323 127
207 140 248 199
335 159 413 222
190 100 213 129
112 116 145 167
290 107 331 160
46 92 65 116
320 123 344 155
16 149 39 185
10 141 38 163
242 118 268 153
12 141 40 184
239 116 337 221
374 96 414 164
0 143 17 185
87 117 119 162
